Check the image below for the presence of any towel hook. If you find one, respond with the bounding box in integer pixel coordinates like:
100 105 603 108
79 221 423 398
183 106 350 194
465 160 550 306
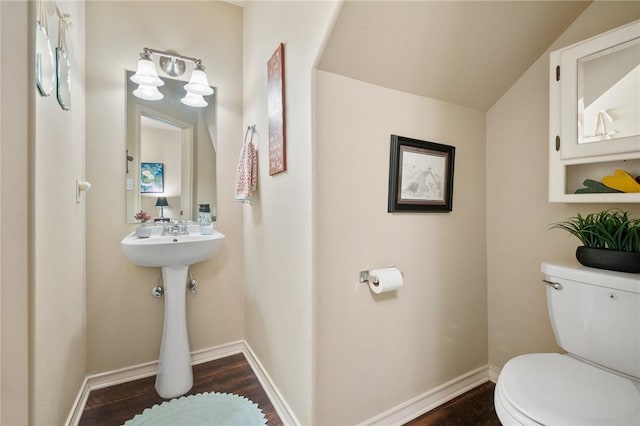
244 124 256 145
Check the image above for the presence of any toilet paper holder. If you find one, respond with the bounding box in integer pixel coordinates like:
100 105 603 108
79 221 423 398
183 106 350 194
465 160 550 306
359 270 379 285
360 268 404 285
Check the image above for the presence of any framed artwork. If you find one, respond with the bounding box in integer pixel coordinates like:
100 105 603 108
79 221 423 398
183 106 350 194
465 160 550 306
267 43 286 175
388 135 455 212
140 162 164 193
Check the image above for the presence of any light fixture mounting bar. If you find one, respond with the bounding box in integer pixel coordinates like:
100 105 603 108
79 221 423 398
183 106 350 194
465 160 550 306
143 47 204 68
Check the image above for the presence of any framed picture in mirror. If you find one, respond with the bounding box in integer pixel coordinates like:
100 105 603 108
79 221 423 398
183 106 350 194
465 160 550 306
140 162 164 193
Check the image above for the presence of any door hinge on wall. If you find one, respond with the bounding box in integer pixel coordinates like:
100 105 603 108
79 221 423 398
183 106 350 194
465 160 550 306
555 135 561 151
556 66 560 81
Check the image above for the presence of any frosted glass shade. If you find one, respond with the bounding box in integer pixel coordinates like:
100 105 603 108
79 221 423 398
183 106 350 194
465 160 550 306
184 69 213 96
133 84 164 101
181 92 207 107
130 58 164 87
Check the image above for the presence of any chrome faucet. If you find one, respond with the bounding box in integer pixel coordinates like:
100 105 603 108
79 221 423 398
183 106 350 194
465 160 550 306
162 220 189 236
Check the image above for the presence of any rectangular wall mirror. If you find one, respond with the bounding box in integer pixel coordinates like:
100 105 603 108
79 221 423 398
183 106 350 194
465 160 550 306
125 71 217 224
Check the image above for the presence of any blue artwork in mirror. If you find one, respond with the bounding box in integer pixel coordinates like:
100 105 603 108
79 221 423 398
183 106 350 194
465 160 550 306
141 162 164 193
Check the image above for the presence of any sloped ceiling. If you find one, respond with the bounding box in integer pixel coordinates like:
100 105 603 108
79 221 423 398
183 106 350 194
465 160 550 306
317 1 590 111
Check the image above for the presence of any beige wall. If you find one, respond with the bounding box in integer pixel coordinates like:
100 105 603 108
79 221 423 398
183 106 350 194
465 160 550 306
487 1 640 372
85 1 244 373
0 2 29 424
315 71 488 425
32 0 88 423
242 2 341 424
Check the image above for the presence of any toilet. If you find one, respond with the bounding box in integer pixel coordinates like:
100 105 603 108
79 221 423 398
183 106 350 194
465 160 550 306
494 261 640 425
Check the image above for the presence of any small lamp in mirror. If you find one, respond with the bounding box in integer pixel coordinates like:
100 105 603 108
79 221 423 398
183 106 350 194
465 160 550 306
155 197 169 219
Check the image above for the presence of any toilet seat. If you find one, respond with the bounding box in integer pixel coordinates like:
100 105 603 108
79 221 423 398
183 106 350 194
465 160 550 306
497 353 640 425
495 379 540 425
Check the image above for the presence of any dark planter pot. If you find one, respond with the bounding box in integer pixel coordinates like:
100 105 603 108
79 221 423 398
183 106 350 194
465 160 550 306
576 246 640 273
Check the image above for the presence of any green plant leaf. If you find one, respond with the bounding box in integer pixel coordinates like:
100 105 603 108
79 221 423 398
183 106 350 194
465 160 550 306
548 209 640 253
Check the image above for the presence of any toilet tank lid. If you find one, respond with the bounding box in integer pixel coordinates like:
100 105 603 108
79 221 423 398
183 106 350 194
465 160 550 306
542 261 640 294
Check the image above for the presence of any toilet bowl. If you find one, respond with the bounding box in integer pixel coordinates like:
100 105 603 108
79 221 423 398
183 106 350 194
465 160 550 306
495 353 640 425
495 262 640 425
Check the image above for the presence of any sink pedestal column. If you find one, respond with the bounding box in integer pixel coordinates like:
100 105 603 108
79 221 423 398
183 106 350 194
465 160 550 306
156 266 192 398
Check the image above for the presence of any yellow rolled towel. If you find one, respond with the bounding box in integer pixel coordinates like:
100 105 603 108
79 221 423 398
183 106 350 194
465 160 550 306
601 169 640 193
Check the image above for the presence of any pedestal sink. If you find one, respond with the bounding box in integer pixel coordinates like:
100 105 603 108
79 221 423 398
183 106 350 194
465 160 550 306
121 226 225 398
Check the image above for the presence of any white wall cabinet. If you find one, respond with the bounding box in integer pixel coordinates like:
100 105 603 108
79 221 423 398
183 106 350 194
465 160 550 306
549 20 640 203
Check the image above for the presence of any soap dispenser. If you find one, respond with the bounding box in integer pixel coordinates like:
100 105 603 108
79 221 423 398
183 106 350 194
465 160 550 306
198 204 213 234
198 204 211 225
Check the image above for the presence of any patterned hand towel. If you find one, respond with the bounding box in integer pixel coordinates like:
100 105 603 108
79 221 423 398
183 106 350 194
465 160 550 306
235 127 258 204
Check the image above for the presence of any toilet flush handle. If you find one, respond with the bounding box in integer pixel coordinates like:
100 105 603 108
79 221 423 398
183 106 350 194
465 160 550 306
542 279 563 291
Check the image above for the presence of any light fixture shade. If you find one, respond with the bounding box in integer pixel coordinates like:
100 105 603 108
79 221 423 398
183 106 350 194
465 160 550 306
133 84 164 101
181 92 208 108
184 69 213 96
130 58 164 87
155 196 169 207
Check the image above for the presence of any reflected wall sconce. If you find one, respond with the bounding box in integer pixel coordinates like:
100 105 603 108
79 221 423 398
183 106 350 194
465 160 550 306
130 47 214 107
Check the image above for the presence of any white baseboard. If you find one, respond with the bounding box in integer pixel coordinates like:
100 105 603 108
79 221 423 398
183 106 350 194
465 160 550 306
242 342 300 426
359 365 490 426
65 376 91 426
65 340 297 426
488 364 501 383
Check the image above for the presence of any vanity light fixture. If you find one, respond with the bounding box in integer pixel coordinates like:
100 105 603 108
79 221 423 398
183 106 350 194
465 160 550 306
131 50 164 87
184 68 214 96
133 84 164 101
130 47 213 107
181 92 208 108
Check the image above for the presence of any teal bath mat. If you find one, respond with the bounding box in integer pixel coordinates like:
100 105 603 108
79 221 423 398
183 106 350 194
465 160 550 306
123 392 268 426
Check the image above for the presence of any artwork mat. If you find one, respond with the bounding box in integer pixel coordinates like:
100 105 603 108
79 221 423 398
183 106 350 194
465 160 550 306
399 146 447 202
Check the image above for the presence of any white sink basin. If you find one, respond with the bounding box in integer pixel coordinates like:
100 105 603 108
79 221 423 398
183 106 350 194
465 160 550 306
121 228 225 268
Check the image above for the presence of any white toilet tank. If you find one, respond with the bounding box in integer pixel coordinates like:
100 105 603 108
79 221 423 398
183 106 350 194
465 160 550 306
542 262 640 379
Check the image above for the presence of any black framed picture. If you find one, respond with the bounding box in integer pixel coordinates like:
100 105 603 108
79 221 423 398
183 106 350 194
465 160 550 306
388 135 455 212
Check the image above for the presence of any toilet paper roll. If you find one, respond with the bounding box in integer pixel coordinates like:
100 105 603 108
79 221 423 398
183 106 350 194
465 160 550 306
368 267 403 294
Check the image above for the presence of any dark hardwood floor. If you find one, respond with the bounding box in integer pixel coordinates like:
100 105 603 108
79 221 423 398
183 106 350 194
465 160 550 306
404 381 500 426
80 353 498 426
79 352 282 426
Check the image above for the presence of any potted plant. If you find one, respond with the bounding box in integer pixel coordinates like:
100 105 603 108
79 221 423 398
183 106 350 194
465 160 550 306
550 209 640 273
134 210 152 238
